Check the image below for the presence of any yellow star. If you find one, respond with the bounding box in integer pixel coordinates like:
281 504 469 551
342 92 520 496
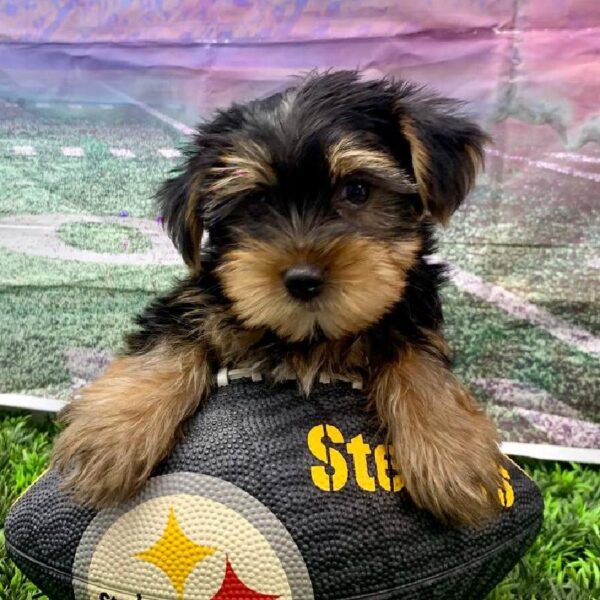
135 506 216 599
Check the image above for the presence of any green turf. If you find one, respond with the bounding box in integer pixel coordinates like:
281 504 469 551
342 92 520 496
445 173 600 247
439 172 600 335
439 238 600 337
0 415 58 600
443 285 599 425
0 144 174 218
57 222 152 254
0 248 184 396
0 414 597 600
0 101 184 218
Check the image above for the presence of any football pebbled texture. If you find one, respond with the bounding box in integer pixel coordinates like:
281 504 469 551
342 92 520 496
5 378 543 600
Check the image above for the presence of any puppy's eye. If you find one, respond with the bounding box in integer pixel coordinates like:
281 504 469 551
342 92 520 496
342 182 370 206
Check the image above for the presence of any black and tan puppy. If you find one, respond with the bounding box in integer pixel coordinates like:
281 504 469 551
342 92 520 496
53 71 503 526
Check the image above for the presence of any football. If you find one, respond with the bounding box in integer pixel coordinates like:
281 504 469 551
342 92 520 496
5 372 543 600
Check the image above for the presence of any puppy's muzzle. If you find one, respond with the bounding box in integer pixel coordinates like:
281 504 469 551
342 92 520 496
283 264 324 301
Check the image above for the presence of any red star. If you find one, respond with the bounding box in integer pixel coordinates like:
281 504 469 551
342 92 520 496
211 556 280 600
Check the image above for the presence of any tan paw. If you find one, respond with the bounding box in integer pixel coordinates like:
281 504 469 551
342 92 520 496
51 345 210 508
399 420 505 527
51 402 159 508
51 348 210 507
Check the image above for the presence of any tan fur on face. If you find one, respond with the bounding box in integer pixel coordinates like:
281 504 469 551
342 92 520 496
208 139 275 200
218 234 421 342
369 341 504 526
399 117 435 218
52 341 211 507
328 135 416 190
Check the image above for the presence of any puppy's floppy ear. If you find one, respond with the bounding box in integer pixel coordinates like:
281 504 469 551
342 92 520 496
157 165 203 272
395 84 489 223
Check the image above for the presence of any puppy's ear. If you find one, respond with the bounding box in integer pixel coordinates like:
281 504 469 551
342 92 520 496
157 166 203 272
395 84 489 223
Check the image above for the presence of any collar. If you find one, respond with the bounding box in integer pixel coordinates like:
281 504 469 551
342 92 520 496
216 367 363 390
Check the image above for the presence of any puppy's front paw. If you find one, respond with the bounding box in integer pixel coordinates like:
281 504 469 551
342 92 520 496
52 346 209 508
52 399 160 508
401 417 505 527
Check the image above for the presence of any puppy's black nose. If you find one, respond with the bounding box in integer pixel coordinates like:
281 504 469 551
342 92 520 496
283 264 324 301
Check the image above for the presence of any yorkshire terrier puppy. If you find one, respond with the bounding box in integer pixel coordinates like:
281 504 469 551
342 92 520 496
52 71 503 526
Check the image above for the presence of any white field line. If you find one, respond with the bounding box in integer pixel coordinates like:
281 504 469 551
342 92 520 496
548 152 600 165
109 148 135 158
101 82 196 136
447 261 600 358
488 148 600 183
501 442 600 464
13 145 36 156
35 102 50 108
0 393 66 413
99 104 114 109
62 146 84 157
68 103 83 110
158 148 181 158
0 224 55 230
12 146 150 160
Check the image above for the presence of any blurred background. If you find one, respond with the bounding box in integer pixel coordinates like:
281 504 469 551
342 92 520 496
0 2 599 598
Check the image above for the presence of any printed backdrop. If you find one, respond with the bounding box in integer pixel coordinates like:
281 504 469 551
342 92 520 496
0 1 598 461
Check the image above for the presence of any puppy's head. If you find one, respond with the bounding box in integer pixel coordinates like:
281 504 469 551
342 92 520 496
159 71 487 342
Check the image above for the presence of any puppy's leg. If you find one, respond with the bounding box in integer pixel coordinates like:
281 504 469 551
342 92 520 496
370 343 503 526
52 341 211 507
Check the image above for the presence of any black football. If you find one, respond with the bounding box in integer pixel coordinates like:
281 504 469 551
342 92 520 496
5 376 543 600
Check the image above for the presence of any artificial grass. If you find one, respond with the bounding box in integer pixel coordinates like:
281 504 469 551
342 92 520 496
0 415 58 600
0 413 598 600
0 247 183 394
442 285 599 425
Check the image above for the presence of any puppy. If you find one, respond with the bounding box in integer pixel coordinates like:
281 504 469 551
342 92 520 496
52 71 503 526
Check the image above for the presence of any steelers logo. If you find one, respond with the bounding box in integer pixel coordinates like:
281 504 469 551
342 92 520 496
73 473 314 600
